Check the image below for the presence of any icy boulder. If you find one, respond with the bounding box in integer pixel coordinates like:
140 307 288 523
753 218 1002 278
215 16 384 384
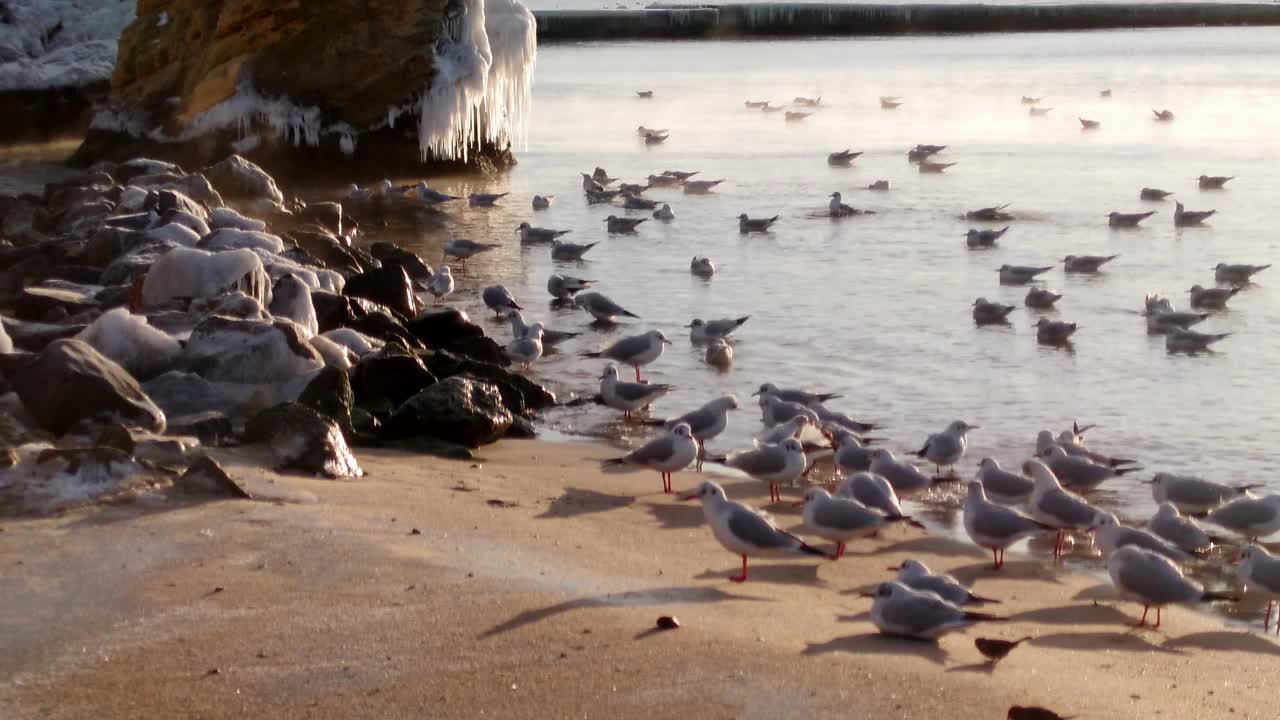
141 246 272 308
74 308 182 380
180 315 323 384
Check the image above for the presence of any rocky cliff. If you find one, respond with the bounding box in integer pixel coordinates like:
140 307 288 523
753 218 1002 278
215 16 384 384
71 0 536 177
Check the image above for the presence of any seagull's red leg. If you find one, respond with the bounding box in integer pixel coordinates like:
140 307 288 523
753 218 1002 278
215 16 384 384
1132 605 1150 627
1266 601 1273 632
634 366 641 382
836 542 846 560
992 548 1000 570
1154 607 1162 629
730 555 748 583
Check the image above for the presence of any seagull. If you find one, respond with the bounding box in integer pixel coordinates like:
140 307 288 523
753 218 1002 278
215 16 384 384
592 167 617 185
975 458 1035 505
835 470 906 519
880 97 903 109
532 194 553 210
966 227 1010 248
551 239 598 262
599 364 672 419
1029 106 1053 117
1020 96 1043 105
919 160 957 174
1079 117 1101 130
618 182 650 196
1025 287 1062 309
784 111 812 122
867 180 890 191
1174 201 1216 226
581 173 604 193
636 90 653 99
799 488 915 559
1198 174 1233 189
1094 512 1192 563
721 438 808 503
468 192 508 207
907 144 945 161
606 423 699 493
647 174 684 188
687 316 750 343
644 132 669 145
915 421 977 477
1034 318 1078 345
1150 503 1216 555
869 449 932 496
1036 430 1135 468
965 204 1013 222
684 179 724 195
1108 211 1155 228
412 181 463 205
662 170 700 181
758 394 819 428
1146 472 1258 515
1166 328 1231 353
973 298 1016 325
1009 706 1075 720
757 415 817 447
794 96 821 107
737 214 780 233
653 203 675 221
574 291 640 323
964 482 1053 569
1027 459 1102 560
664 395 740 469
504 324 543 370
547 274 594 300
705 339 733 368
1063 254 1119 273
1041 445 1139 491
1152 109 1175 122
1100 89 1112 97
679 480 826 581
808 402 879 436
861 581 1007 640
518 222 571 244
828 150 863 166
427 266 454 304
743 101 770 109
605 215 648 233
824 427 876 476
1140 188 1174 201
1214 262 1270 285
828 192 861 217
637 126 668 137
999 264 1054 285
508 311 579 346
1236 545 1280 634
1208 494 1280 541
754 383 842 406
479 285 522 318
1146 305 1209 334
891 559 999 605
442 239 500 266
582 330 671 382
585 189 621 205
1107 546 1237 628
690 256 715 277
1188 284 1240 309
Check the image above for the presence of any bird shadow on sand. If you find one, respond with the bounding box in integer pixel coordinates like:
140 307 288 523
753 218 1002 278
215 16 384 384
947 560 1064 586
1071 583 1121 602
695 563 826 588
802 632 949 666
479 585 769 638
847 536 987 561
646 502 706 530
537 487 636 520
1030 630 1185 655
1012 603 1132 626
1163 631 1280 656
946 661 997 675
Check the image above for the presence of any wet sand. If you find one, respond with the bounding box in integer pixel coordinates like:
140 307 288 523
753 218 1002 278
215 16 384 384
1 440 1274 719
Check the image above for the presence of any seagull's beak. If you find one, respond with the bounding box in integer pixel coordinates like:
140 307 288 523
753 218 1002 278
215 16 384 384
750 390 761 396
968 425 981 430
791 501 805 508
676 491 698 501
1139 479 1155 485
661 338 673 346
886 564 904 571
683 323 694 328
857 591 876 599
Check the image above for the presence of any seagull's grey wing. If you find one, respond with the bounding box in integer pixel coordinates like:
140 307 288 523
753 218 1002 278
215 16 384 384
1210 500 1276 529
910 576 968 604
1152 516 1210 550
728 447 787 476
727 508 794 549
974 503 1043 539
614 381 666 402
605 334 651 360
589 294 625 315
626 434 676 465
1169 482 1230 508
1248 559 1280 591
1042 489 1099 527
1117 553 1199 604
668 407 711 433
813 501 877 532
887 592 966 635
986 469 1033 498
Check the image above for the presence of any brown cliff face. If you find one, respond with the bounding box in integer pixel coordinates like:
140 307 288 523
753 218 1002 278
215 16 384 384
75 0 513 177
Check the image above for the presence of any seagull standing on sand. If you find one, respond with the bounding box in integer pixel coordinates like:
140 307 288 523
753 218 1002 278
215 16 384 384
827 429 878 475
835 471 906 519
582 330 671 382
1236 545 1280 634
738 214 780 233
574 291 640 323
606 423 699 494
915 421 977 477
481 285 522 318
1094 512 1192 563
799 488 916 559
975 458 1034 505
680 480 827 582
1145 472 1256 515
1041 445 1139 491
891 559 999 605
1207 494 1280 541
1149 503 1216 554
687 316 750 343
722 438 807 503
964 482 1053 569
861 581 1007 640
665 395 739 469
427 266 454 304
599 364 672 419
1107 545 1237 628
1027 460 1102 559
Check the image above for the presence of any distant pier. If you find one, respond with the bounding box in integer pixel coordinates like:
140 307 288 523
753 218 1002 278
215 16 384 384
534 3 1280 40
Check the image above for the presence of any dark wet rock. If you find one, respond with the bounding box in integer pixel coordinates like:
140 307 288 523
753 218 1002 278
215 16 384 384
132 435 199 467
311 291 422 350
351 407 379 436
351 347 437 415
180 316 323 384
168 412 236 445
0 317 84 352
95 422 137 455
44 182 112 218
385 377 513 448
422 349 556 414
152 189 209 222
99 244 172 286
175 456 252 499
55 200 115 238
0 194 49 241
298 203 343 236
12 339 166 435
406 307 483 346
15 281 101 321
506 416 538 439
298 366 354 438
0 411 49 449
143 372 241 419
344 265 418 319
289 228 364 275
84 226 144 267
375 435 475 461
205 155 285 205
244 403 363 478
369 242 433 283
445 336 508 365
51 265 108 285
135 173 225 209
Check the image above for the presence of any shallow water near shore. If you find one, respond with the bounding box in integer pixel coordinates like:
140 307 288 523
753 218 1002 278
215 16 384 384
371 25 1279 534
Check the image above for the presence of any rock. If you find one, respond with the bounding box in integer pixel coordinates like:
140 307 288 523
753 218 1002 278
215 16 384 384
142 371 240 418
0 319 11 354
73 308 183 381
160 209 211 238
298 202 343 236
298 366 354 438
376 435 475 461
311 291 421 349
0 316 84 352
141 246 272 308
197 228 285 254
180 316 323 384
12 339 166 435
269 274 319 336
0 411 48 449
15 281 101 321
175 456 252 499
422 349 556 414
386 377 513 448
151 189 210 223
95 423 137 455
168 412 236 445
244 403 363 478
288 228 363 276
205 155 284 205
344 265 418 320
506 416 537 439
406 307 484 346
0 84 110 144
210 207 267 232
369 242 433 283
351 348 437 415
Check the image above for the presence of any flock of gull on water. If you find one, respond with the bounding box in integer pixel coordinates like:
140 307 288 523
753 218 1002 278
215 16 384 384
344 90 1280 677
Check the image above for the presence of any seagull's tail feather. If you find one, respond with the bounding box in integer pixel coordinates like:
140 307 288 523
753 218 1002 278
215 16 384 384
621 309 641 319
1113 466 1144 476
816 393 843 402
1234 484 1264 494
602 457 629 467
963 611 1009 623
967 593 1002 605
703 454 729 465
1108 458 1139 467
555 230 573 237
793 539 830 558
888 516 927 530
913 442 930 458
1200 591 1240 603
581 351 604 359
734 316 751 328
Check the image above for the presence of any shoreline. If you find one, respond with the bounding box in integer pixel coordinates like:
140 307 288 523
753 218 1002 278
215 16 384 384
2 438 1273 719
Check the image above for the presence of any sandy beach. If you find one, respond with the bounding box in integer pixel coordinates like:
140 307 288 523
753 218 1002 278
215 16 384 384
1 439 1274 720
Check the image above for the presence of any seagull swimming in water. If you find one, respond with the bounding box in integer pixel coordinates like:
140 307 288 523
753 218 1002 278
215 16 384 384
1174 201 1216 226
738 214 780 233
828 149 863 166
1108 211 1155 228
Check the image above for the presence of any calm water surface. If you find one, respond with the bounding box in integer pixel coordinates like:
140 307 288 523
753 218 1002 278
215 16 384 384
385 27 1280 540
